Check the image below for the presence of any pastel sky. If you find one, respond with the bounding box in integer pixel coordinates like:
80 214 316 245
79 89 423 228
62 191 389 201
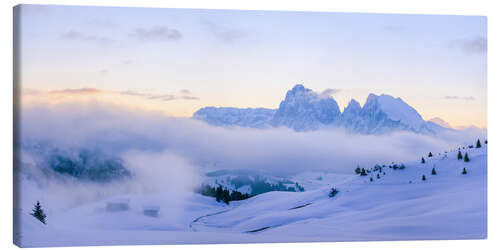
16 4 487 128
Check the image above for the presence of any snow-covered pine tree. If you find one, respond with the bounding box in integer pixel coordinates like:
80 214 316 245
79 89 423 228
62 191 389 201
476 139 482 148
457 151 463 160
421 157 425 164
428 152 433 157
328 187 339 198
222 189 231 205
215 186 223 202
464 152 470 162
422 175 426 181
432 168 437 175
462 168 468 175
31 201 47 224
355 166 361 174
360 168 367 176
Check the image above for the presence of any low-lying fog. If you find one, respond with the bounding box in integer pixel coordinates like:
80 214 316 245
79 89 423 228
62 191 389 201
16 101 486 209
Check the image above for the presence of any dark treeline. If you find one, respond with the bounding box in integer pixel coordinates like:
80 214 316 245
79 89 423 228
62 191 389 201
251 180 304 194
197 184 252 205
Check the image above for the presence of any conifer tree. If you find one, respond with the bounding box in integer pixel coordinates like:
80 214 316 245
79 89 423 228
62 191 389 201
222 189 231 205
376 173 380 179
476 139 482 148
360 168 367 176
462 168 467 175
421 157 425 164
370 177 373 182
328 187 339 198
457 151 463 160
422 175 426 181
30 201 47 224
485 140 488 144
428 152 433 157
431 168 437 175
355 166 361 175
215 186 223 202
464 152 470 162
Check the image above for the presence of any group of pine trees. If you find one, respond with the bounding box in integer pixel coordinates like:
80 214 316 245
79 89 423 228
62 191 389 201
423 138 486 164
355 163 404 184
422 167 437 181
198 184 251 205
355 166 368 176
355 162 404 180
457 150 470 162
357 138 485 184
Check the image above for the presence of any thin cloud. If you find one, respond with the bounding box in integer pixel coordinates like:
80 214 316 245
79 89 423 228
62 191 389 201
181 96 200 100
50 88 101 95
450 37 487 54
119 90 150 97
204 21 247 43
322 88 342 96
130 26 182 41
120 90 199 102
47 88 199 102
60 30 114 45
147 94 177 101
443 96 476 101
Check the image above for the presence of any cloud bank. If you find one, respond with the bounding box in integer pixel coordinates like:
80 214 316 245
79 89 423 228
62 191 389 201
16 101 486 211
19 101 485 177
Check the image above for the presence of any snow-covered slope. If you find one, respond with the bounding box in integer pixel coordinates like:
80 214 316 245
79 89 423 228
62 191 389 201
16 144 486 246
193 84 447 134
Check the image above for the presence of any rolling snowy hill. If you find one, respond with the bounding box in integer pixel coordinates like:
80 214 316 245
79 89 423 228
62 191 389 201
193 84 448 134
16 142 487 246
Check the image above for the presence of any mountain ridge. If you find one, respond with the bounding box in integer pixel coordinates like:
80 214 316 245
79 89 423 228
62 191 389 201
193 84 449 134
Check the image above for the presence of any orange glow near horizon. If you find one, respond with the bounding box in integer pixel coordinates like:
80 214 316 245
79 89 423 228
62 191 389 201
20 87 487 129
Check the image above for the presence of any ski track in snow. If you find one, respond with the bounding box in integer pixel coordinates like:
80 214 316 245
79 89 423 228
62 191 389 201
189 209 232 232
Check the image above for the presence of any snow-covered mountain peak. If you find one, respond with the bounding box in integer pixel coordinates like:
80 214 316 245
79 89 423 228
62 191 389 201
272 85 341 131
362 93 426 132
429 117 453 129
290 84 306 93
344 99 362 114
283 84 319 103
